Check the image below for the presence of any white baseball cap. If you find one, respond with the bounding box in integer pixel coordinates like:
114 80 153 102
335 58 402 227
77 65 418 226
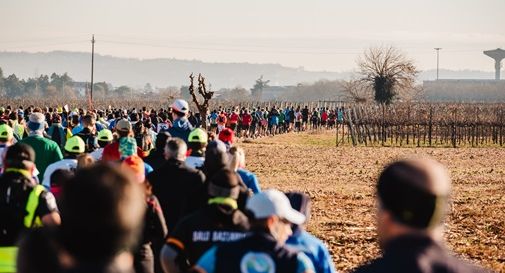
246 189 306 225
171 99 189 114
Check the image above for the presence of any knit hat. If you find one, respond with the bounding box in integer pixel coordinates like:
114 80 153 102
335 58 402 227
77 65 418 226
122 155 145 183
208 168 240 199
218 128 234 144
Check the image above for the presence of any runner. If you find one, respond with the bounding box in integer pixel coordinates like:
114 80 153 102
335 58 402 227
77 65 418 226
161 168 250 272
102 119 145 161
301 106 309 130
285 192 337 273
218 128 234 150
209 110 218 134
47 114 66 151
228 146 261 194
0 124 15 171
18 163 145 273
352 159 487 273
90 128 113 160
240 109 252 138
0 143 60 272
229 109 239 132
168 99 193 143
146 138 206 232
122 155 168 273
186 128 208 169
216 112 227 134
42 136 85 189
192 189 315 273
144 131 171 171
20 113 63 181
75 114 99 153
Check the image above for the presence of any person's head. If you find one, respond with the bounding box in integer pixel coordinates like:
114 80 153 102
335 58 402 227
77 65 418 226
207 168 241 206
50 169 74 200
28 112 46 135
0 124 14 145
59 163 145 264
285 192 311 235
188 128 208 154
171 99 189 119
228 146 245 171
164 137 187 161
155 132 171 151
246 189 306 245
122 155 145 183
203 140 228 177
64 136 85 158
51 113 62 124
97 129 113 148
376 158 451 249
76 154 95 169
81 114 96 130
218 128 234 145
115 119 132 138
3 143 36 174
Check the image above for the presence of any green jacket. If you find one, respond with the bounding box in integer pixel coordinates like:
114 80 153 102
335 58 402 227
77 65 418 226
20 135 63 181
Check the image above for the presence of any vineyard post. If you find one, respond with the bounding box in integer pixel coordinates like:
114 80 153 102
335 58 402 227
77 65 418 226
428 105 433 146
381 104 386 145
346 108 357 146
451 108 457 148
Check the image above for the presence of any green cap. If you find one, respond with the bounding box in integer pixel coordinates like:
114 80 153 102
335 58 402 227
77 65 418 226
65 136 85 154
188 128 208 143
0 124 14 141
97 129 113 142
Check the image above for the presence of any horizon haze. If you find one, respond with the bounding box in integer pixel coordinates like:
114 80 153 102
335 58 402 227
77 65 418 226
1 0 504 74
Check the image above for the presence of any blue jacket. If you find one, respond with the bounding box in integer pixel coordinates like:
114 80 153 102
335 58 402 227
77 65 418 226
237 169 261 194
167 118 193 143
286 230 337 273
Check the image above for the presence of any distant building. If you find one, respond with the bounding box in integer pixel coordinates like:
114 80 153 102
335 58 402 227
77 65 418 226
422 80 505 102
260 86 295 101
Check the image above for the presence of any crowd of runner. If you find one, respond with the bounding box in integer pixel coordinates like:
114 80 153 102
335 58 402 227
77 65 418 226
0 99 489 273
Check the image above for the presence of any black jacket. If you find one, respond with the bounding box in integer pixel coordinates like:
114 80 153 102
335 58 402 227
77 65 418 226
353 235 489 273
169 204 250 267
147 159 206 233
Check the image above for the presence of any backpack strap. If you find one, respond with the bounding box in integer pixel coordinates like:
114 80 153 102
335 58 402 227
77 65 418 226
24 185 45 228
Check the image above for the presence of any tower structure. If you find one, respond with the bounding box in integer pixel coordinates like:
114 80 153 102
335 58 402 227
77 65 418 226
483 48 505 80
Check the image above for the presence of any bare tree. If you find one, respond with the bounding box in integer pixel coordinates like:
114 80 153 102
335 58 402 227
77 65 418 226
358 46 418 104
188 73 214 129
342 78 372 103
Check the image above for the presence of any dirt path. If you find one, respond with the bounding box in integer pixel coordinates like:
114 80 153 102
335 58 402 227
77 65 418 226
241 131 505 272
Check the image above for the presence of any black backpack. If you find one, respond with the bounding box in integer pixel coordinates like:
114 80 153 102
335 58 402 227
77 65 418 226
0 175 32 245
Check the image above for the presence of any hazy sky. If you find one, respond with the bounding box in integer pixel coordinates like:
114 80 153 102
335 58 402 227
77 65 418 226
1 0 504 72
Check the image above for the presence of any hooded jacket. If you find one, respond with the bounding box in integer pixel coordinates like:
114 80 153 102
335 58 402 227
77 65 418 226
167 118 193 143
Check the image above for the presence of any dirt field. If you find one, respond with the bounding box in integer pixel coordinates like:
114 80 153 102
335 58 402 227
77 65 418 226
241 130 505 272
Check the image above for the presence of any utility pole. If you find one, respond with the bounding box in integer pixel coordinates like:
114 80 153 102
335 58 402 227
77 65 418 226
434 48 442 80
90 34 95 101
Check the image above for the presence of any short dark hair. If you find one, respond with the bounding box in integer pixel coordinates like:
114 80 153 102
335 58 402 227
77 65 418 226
60 163 145 263
377 160 448 229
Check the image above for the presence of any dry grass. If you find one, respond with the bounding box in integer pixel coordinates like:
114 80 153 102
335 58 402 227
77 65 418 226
241 130 505 272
